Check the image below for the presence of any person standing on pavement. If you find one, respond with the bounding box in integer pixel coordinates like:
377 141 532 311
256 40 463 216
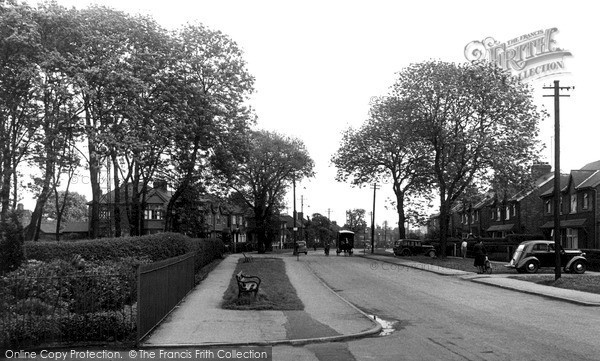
461 239 468 259
473 239 487 274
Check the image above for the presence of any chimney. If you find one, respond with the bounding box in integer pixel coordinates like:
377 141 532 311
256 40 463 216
531 162 552 180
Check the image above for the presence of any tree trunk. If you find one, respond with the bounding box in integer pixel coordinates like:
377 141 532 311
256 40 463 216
26 156 54 242
395 189 407 239
0 151 12 222
438 198 451 258
111 152 121 237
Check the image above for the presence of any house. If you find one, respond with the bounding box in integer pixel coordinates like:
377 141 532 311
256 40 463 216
540 161 600 249
429 163 554 239
33 221 89 241
92 181 247 243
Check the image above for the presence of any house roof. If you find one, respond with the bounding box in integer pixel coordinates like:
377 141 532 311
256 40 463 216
571 170 596 188
93 183 173 205
581 160 600 171
577 170 600 189
38 221 89 234
541 174 570 196
509 172 554 202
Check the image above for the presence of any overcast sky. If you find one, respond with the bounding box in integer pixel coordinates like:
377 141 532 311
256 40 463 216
27 0 598 228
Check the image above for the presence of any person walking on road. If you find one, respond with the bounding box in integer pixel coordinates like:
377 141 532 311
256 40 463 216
473 239 487 274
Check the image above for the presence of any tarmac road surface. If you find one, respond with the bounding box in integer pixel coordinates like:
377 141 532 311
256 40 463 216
291 253 600 361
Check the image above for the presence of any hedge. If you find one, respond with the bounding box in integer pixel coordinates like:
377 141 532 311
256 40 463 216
24 233 192 263
3 234 224 349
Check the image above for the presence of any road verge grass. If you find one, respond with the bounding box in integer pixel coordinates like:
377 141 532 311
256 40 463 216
509 275 600 295
221 257 304 310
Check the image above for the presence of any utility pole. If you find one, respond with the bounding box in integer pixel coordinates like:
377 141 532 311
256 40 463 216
293 176 297 257
370 183 380 254
543 80 573 281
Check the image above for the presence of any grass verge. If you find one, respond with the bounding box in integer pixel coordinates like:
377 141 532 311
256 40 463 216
509 275 600 295
221 257 304 310
370 251 600 295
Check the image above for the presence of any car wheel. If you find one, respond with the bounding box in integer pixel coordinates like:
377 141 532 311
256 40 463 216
524 260 539 273
402 249 411 257
427 250 436 258
571 260 586 274
305 252 307 255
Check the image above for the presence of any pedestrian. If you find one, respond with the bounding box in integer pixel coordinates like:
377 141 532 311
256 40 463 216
472 239 487 274
461 239 468 259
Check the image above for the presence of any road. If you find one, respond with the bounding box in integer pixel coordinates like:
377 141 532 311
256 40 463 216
273 252 600 361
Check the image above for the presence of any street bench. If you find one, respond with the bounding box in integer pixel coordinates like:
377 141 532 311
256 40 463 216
236 271 261 298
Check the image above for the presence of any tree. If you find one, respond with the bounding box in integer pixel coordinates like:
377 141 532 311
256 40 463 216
391 60 544 256
26 2 83 241
163 22 255 232
223 130 314 253
344 208 367 234
305 213 335 247
0 209 24 274
42 191 87 222
332 97 432 238
0 1 40 221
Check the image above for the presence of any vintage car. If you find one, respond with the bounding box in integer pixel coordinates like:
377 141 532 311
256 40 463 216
393 239 436 258
505 240 587 274
294 241 308 255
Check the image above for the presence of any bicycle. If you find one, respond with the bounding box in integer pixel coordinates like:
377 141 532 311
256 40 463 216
482 256 493 274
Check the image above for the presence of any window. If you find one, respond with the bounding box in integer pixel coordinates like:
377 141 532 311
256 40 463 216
545 200 552 214
491 208 496 220
560 197 563 215
474 211 478 222
505 206 510 220
512 205 516 217
496 207 501 220
570 194 577 214
582 193 589 210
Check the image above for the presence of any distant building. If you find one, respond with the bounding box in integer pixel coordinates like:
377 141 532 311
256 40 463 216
90 181 247 245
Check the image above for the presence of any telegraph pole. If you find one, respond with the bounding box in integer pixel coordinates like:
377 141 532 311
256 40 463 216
293 176 297 258
370 183 380 254
543 80 573 281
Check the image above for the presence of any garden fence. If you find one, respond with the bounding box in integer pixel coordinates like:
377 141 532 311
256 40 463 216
136 252 195 344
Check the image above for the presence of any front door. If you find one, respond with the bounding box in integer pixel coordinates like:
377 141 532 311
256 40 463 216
565 228 578 249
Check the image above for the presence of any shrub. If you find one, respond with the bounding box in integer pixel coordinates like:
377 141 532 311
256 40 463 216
0 211 25 274
24 232 190 263
187 237 224 273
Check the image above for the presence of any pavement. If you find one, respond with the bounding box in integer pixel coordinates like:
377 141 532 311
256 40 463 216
142 251 600 348
142 254 381 347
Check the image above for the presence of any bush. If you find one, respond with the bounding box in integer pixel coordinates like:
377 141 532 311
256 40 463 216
24 232 190 263
0 211 25 274
187 237 224 273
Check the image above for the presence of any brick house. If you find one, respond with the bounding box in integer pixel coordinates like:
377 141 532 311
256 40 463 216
430 163 554 239
540 161 600 249
92 181 247 243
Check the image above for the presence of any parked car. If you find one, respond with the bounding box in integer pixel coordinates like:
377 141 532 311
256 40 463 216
294 241 308 255
393 239 436 258
505 240 587 274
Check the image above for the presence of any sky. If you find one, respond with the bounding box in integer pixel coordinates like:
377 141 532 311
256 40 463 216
25 0 599 228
